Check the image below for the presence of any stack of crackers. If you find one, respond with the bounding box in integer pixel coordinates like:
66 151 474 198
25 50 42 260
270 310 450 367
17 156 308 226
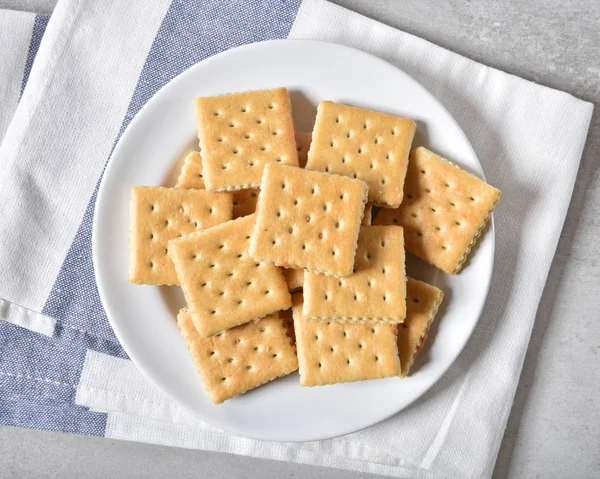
128 87 501 404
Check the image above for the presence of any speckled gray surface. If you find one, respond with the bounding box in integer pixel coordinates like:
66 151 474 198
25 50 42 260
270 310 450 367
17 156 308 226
0 0 599 477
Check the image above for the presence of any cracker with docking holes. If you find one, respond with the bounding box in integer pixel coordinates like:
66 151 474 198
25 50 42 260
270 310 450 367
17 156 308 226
169 214 291 337
306 101 416 208
175 151 259 218
282 207 382 296
374 147 501 274
128 186 232 285
250 163 368 277
177 308 297 404
295 131 312 168
398 278 444 377
304 225 406 323
292 293 400 386
195 87 298 191
272 180 368 288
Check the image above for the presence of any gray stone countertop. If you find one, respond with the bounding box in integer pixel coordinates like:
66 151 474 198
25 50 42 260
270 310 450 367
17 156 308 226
0 0 598 477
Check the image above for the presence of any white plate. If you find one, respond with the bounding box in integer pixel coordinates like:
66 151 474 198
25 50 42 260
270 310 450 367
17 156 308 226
93 39 494 442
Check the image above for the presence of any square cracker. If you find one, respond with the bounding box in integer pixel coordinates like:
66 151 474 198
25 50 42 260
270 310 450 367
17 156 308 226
169 214 291 337
306 101 416 207
195 87 298 191
374 147 501 274
304 225 406 323
284 268 304 292
250 163 368 277
128 186 232 285
276 208 368 292
178 309 297 404
292 293 400 386
295 131 312 168
279 204 368 292
175 150 259 218
398 278 444 377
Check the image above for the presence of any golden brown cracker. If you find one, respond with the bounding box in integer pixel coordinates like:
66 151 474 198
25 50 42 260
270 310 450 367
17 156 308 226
178 309 297 404
279 306 296 345
362 204 373 226
175 151 258 218
284 268 304 292
292 293 400 386
304 226 406 323
128 186 232 285
232 188 259 218
397 278 444 377
250 163 368 277
374 147 501 274
306 101 415 207
295 131 312 168
175 151 204 189
169 214 291 337
195 88 298 191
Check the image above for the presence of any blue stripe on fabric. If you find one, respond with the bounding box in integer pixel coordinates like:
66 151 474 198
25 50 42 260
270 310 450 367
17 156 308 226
54 322 128 359
0 318 126 435
0 320 86 403
43 0 302 343
20 14 50 96
1 398 106 436
0 320 124 401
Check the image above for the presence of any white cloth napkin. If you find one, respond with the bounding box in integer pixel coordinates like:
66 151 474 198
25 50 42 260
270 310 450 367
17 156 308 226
0 10 36 143
0 0 593 477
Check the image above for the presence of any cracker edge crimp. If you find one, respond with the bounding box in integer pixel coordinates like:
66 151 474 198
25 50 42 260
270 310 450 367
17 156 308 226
399 278 444 378
304 226 406 324
433 152 501 274
292 295 401 387
196 88 298 192
168 216 291 337
177 309 298 404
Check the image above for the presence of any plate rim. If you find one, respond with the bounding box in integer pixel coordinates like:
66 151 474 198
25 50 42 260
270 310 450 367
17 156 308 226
92 38 495 442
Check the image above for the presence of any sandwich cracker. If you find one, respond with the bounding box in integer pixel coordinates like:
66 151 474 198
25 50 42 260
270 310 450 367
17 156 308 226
169 214 291 337
306 101 416 207
250 163 368 277
292 293 401 386
128 186 232 285
195 87 298 191
375 147 501 274
304 225 406 323
178 309 297 404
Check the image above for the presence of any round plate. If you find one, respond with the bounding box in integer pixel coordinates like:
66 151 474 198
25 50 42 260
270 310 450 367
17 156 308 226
93 39 494 442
